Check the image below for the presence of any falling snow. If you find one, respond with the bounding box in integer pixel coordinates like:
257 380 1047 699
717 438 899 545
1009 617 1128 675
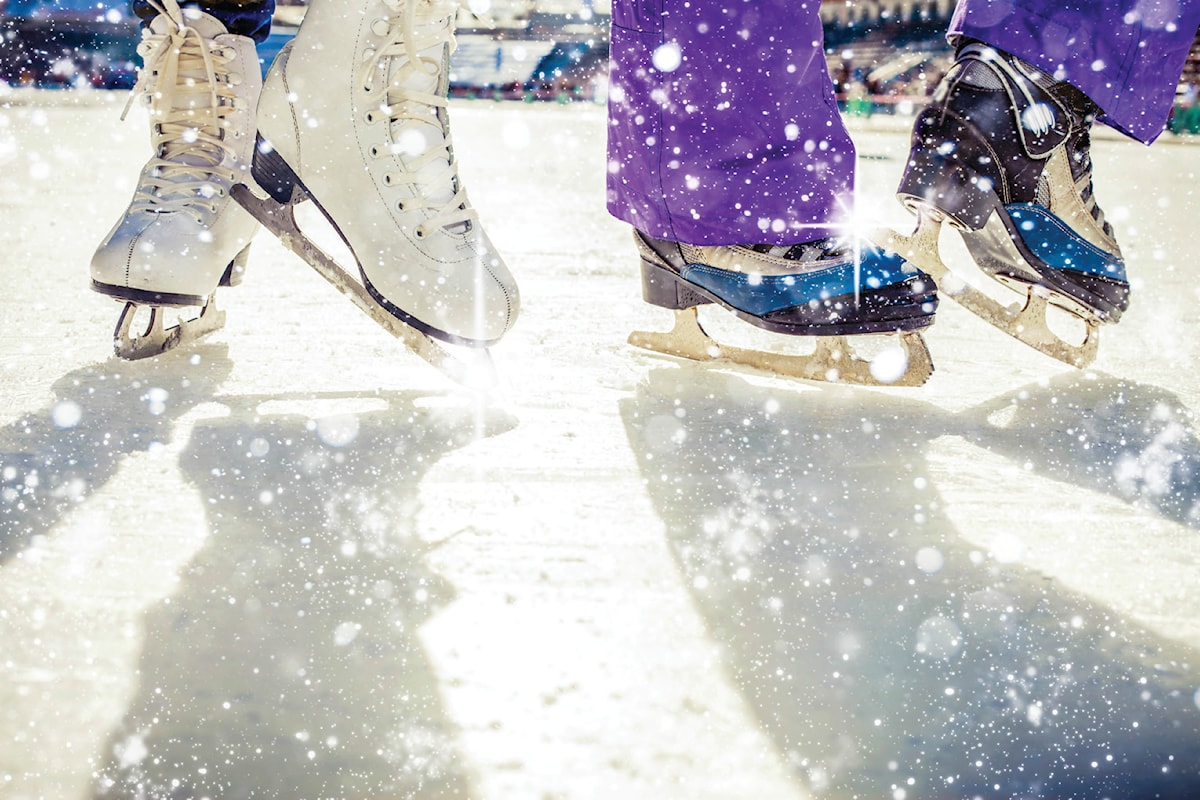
3 32 1200 800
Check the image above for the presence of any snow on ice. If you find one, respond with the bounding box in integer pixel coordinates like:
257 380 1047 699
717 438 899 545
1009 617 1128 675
0 86 1199 799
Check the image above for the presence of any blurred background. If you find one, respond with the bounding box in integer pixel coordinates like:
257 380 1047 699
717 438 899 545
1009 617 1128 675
4 0 1200 133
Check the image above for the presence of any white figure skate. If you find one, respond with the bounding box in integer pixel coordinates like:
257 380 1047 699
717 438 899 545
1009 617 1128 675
235 0 519 383
91 0 260 360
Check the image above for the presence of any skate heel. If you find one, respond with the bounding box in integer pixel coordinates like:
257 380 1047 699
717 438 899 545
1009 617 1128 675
251 135 310 205
219 243 252 287
897 151 1001 231
902 107 1003 231
640 257 709 310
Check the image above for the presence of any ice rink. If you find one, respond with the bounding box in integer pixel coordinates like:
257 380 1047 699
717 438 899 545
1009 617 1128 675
2 90 1200 799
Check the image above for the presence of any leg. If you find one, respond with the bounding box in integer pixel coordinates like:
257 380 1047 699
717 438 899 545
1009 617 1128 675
889 1 1200 367
950 0 1200 144
608 0 938 386
91 0 265 359
607 0 854 246
129 0 275 44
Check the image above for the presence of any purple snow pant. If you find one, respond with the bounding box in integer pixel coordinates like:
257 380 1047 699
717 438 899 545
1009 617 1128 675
607 0 1200 247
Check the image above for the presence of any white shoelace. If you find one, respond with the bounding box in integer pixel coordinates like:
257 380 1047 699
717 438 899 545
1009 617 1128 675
361 0 477 237
122 0 242 224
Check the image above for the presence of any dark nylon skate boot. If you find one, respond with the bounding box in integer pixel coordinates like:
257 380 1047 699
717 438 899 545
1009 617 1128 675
628 230 938 387
635 231 937 336
897 41 1129 323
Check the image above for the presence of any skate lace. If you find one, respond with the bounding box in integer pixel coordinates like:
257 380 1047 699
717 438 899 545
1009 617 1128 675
751 236 849 263
1066 126 1112 237
363 0 476 237
121 0 242 224
962 44 1111 235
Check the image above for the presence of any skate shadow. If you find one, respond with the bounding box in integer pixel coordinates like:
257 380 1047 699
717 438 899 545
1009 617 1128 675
0 344 234 566
92 391 516 800
963 371 1200 526
621 367 1200 799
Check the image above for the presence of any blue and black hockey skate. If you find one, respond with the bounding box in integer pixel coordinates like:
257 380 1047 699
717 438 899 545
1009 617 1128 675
628 230 939 386
884 41 1128 367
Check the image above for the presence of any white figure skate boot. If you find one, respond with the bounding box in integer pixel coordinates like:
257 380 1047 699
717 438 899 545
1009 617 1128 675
242 0 519 361
91 0 260 360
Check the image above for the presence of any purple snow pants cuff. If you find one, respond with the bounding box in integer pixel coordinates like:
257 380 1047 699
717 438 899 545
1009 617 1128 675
951 0 1200 144
605 0 856 247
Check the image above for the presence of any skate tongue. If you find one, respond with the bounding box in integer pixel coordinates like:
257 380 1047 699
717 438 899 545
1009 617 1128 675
147 5 229 42
752 237 847 262
373 5 468 232
148 9 232 170
130 6 239 207
953 43 1070 157
389 111 455 206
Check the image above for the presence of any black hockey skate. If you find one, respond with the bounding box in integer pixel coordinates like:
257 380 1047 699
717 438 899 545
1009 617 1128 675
883 41 1128 367
629 230 937 387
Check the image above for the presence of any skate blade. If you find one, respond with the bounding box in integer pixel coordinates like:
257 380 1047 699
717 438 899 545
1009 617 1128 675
629 307 934 387
232 184 496 389
113 297 225 361
875 215 1099 368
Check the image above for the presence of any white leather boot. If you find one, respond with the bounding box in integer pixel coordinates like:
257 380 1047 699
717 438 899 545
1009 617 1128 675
253 0 519 346
91 0 260 320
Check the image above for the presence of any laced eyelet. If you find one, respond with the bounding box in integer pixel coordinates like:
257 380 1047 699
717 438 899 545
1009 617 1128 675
414 226 426 238
371 18 390 36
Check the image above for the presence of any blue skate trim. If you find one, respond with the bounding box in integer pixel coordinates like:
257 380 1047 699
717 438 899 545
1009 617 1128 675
679 247 915 318
1008 204 1127 282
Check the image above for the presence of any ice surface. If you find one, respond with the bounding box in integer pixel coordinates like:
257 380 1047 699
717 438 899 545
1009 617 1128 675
1 90 1199 799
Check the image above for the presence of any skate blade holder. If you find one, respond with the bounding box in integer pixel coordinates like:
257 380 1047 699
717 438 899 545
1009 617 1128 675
876 219 1099 368
629 306 934 387
232 184 497 390
114 297 225 361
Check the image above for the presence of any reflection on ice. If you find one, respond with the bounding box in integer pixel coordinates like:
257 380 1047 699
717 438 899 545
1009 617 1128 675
86 388 515 799
623 367 1200 798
